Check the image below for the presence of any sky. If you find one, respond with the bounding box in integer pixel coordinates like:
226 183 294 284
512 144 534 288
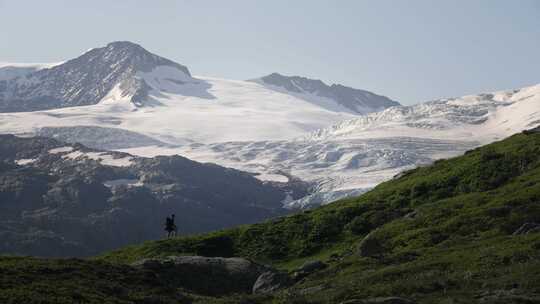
1 0 539 105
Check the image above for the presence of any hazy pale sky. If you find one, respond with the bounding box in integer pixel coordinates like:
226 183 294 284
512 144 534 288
1 0 539 104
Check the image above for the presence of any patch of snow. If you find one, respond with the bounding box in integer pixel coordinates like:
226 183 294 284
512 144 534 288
255 173 289 183
103 179 143 188
0 62 62 69
61 150 133 167
15 158 37 165
62 150 85 160
281 193 294 205
84 152 133 167
48 146 74 154
138 65 194 93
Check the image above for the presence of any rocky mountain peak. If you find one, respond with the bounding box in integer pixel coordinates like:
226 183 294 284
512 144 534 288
0 41 192 112
92 41 191 75
250 73 400 114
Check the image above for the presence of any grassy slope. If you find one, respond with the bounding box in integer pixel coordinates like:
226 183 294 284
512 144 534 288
2 131 540 303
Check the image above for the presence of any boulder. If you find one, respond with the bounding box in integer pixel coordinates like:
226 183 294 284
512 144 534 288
291 260 328 281
252 271 292 294
132 256 271 295
512 223 540 235
357 230 384 257
299 260 327 273
340 297 416 304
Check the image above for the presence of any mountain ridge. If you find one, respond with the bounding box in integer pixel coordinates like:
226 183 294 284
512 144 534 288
249 72 400 114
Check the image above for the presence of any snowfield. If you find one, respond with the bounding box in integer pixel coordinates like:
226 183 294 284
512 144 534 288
0 75 361 144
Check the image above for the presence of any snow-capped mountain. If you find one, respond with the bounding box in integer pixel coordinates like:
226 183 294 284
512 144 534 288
0 41 398 144
0 41 192 112
250 73 400 114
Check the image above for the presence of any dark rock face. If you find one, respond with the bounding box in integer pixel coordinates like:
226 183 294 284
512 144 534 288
132 256 271 295
252 73 400 114
0 41 191 112
0 134 294 257
252 271 292 294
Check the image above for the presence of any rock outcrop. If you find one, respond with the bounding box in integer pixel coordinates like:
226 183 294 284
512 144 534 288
252 270 292 294
341 297 416 304
132 256 272 295
291 260 328 281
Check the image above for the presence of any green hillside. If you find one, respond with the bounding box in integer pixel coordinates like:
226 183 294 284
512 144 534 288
2 130 540 303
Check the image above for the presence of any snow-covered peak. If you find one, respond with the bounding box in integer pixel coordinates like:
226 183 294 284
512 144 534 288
305 83 540 142
249 72 400 114
0 41 193 112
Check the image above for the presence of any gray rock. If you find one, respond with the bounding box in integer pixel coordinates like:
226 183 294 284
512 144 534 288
358 230 384 257
298 260 327 273
341 297 416 304
512 223 540 235
290 260 328 282
132 256 271 295
523 126 540 134
252 270 292 294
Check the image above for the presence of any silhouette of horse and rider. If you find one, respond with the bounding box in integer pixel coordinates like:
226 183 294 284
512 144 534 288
164 214 178 238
